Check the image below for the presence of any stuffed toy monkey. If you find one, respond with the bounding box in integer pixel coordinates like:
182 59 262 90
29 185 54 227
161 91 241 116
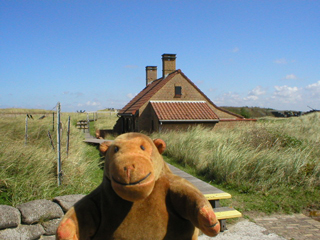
56 132 220 240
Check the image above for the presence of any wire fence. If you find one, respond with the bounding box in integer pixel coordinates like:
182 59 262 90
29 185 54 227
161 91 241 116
22 104 118 186
22 102 72 186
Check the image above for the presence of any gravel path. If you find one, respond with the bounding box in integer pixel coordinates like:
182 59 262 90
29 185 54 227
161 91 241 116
198 220 285 240
199 213 320 240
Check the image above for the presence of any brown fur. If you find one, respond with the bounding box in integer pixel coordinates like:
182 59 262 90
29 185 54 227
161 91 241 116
56 133 220 240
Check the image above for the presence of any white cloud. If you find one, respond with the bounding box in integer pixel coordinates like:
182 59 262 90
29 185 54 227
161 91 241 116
306 81 320 89
77 100 101 108
244 86 266 101
215 85 302 108
273 85 298 96
284 74 297 80
86 101 101 106
249 86 266 96
214 87 267 107
214 92 243 106
245 95 258 101
272 85 301 103
305 80 320 97
212 81 319 111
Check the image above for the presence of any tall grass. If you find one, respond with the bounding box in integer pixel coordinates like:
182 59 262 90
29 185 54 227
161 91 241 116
93 112 118 130
0 108 54 114
0 112 103 206
152 113 320 196
2 109 319 213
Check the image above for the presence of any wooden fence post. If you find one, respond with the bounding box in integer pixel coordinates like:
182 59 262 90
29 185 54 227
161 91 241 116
87 112 90 133
66 116 70 156
47 131 55 150
57 102 61 186
52 112 55 131
25 116 28 145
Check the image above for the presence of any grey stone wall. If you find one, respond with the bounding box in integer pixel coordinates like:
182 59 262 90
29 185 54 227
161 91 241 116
0 194 84 240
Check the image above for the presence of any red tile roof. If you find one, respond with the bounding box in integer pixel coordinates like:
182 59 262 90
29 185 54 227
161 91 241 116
150 101 219 121
118 69 243 119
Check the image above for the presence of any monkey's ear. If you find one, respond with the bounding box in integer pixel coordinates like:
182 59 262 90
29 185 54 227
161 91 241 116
153 139 166 154
99 141 112 154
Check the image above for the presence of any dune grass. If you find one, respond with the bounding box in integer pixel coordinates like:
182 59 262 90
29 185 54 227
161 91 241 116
93 111 118 130
1 108 319 215
0 112 103 206
0 108 54 114
152 113 320 214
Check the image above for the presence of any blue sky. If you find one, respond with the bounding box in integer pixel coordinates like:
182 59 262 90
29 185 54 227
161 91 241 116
1 0 319 112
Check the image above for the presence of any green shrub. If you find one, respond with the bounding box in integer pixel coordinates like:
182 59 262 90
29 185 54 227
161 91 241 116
240 107 251 118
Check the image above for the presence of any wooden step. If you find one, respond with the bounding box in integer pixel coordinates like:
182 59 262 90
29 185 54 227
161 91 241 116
214 207 242 220
204 192 231 201
214 207 242 231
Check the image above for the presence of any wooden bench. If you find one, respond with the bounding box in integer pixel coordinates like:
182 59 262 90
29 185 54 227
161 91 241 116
76 120 89 129
167 164 242 231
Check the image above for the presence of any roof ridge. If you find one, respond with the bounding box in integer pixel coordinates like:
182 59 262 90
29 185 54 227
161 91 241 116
120 77 163 114
119 70 180 114
150 100 206 103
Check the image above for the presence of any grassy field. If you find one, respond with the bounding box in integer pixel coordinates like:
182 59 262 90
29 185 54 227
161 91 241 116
0 111 103 206
151 113 320 215
1 108 319 218
0 108 55 114
89 111 118 137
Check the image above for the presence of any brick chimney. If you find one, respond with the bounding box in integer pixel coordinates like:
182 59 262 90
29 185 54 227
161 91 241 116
162 54 176 78
146 66 157 86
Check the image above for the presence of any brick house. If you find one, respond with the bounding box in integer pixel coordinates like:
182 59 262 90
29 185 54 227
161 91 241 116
113 54 245 133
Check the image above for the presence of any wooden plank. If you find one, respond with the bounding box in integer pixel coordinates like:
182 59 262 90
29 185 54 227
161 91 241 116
214 207 242 220
167 163 231 200
83 138 106 144
216 210 242 220
205 193 231 200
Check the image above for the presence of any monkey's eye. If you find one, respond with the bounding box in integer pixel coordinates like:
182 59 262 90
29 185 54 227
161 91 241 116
114 146 119 153
140 145 145 151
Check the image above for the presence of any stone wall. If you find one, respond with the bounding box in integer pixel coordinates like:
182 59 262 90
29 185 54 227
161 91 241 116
0 194 84 240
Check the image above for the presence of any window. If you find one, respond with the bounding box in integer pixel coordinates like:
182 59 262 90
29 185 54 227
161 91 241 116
175 86 182 98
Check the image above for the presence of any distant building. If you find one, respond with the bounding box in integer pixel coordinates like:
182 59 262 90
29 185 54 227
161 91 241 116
114 54 250 133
